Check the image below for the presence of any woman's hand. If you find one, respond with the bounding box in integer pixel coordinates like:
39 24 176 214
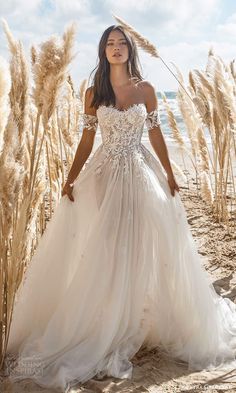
167 174 180 197
61 182 75 202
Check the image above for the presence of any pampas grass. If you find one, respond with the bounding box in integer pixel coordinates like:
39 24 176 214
112 13 193 101
112 14 159 58
111 15 235 224
30 24 76 189
161 92 196 192
0 21 77 369
0 16 235 374
162 94 186 149
0 57 11 152
0 113 25 365
79 78 88 104
0 19 31 365
169 158 188 183
175 49 236 229
200 171 214 205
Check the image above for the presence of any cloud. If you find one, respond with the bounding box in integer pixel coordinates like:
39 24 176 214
0 0 41 15
216 12 236 41
138 39 235 91
0 0 235 91
105 0 221 36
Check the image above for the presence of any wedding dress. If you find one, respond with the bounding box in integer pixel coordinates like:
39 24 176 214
5 102 236 392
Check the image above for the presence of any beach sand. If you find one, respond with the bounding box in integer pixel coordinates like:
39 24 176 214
1 140 236 393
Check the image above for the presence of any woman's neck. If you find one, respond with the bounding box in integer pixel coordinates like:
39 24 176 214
109 66 131 88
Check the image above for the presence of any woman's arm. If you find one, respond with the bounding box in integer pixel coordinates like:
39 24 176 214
62 87 98 201
143 81 179 196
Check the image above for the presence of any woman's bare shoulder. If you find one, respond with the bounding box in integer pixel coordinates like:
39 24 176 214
85 85 95 97
136 80 158 111
137 80 156 93
84 86 96 116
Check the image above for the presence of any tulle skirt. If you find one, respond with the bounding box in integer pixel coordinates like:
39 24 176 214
5 143 236 392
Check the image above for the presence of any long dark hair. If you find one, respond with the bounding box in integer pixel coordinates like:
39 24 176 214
88 25 144 110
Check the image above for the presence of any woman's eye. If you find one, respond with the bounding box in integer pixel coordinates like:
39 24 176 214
107 42 127 46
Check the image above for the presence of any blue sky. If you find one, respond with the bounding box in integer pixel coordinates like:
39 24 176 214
0 0 235 91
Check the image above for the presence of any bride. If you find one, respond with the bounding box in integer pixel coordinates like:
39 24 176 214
5 24 236 393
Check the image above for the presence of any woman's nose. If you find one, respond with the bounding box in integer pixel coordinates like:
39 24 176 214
114 43 121 49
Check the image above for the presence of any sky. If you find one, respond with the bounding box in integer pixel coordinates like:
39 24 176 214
0 0 235 92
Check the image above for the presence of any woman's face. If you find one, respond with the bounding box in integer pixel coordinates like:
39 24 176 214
105 30 129 65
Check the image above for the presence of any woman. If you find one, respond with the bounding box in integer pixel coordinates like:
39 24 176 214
5 24 236 393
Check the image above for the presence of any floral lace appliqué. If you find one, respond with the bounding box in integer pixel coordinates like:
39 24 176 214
83 104 162 181
93 104 147 176
82 113 98 132
145 109 161 131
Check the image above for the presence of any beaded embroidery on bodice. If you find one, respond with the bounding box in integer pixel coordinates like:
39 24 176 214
82 103 162 176
96 103 148 156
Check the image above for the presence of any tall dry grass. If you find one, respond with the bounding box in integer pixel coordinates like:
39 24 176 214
164 50 236 231
111 14 235 229
0 21 235 371
0 22 81 368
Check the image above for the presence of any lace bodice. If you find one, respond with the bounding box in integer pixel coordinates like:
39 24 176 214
80 103 162 177
82 103 161 155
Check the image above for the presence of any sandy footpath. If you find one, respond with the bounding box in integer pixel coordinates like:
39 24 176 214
1 141 236 393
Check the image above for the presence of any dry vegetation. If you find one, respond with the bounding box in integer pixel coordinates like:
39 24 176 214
164 52 236 230
0 21 86 370
0 21 235 379
113 13 236 230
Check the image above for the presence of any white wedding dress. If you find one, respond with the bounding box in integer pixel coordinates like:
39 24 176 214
5 103 236 392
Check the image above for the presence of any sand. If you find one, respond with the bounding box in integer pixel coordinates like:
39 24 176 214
1 141 236 393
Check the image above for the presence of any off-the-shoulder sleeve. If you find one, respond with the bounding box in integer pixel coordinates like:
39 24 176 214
145 109 161 131
82 113 98 132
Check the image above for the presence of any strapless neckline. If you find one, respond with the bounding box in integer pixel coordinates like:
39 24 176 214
98 103 147 114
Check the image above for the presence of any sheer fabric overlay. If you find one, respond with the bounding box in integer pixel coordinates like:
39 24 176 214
5 102 236 393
